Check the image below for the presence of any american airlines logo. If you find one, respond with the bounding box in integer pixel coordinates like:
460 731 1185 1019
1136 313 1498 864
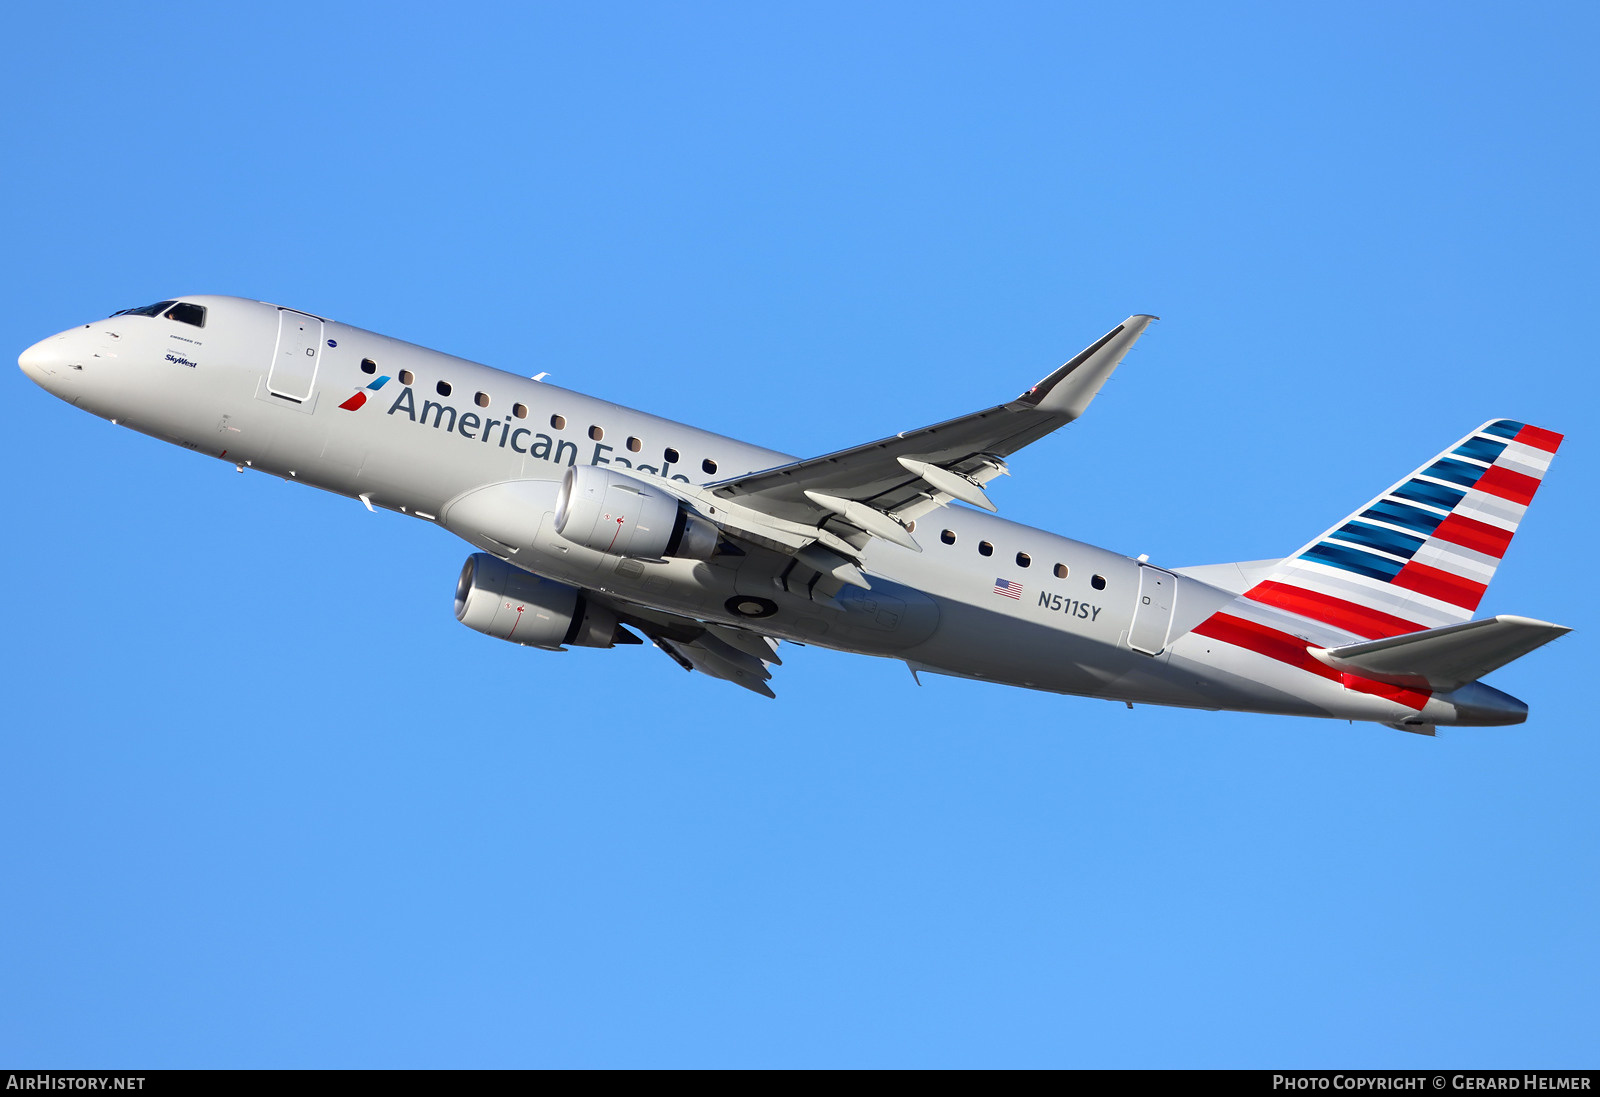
338 375 391 411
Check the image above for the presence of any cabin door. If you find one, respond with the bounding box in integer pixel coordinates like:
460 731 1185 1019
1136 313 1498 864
267 308 324 403
1128 565 1177 656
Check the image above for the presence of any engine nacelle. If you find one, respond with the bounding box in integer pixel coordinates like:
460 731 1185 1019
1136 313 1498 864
454 553 623 649
553 465 717 560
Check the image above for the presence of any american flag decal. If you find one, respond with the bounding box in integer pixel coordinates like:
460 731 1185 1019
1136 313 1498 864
993 578 1023 600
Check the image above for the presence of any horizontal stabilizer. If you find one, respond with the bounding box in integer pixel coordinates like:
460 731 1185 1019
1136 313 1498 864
1310 615 1570 692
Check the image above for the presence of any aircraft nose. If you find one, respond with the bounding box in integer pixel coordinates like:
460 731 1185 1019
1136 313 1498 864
17 331 80 386
18 336 61 380
18 330 86 398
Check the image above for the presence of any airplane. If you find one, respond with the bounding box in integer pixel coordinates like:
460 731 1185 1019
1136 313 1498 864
18 296 1570 734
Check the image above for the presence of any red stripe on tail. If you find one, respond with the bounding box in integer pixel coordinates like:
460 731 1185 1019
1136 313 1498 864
1191 612 1429 709
1514 425 1563 454
1430 513 1513 558
1244 581 1424 640
1474 465 1540 506
1391 561 1487 610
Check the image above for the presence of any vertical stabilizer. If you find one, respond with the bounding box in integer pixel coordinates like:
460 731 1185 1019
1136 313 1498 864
1237 420 1563 639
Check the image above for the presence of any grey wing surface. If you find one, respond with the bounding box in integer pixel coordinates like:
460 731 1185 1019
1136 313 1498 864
591 594 783 698
708 315 1157 531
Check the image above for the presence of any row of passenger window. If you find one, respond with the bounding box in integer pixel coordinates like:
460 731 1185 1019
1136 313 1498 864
936 527 1107 589
358 357 721 474
353 355 1102 586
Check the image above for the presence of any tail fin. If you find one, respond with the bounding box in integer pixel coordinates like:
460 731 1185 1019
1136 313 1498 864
1239 420 1563 639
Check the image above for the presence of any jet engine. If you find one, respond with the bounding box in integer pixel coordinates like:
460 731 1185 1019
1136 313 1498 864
453 553 632 649
553 465 717 560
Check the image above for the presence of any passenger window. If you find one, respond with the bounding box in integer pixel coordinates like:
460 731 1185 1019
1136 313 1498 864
978 541 994 557
941 529 956 545
627 436 642 453
360 358 377 375
1091 574 1107 590
589 425 604 441
399 369 415 385
664 447 680 463
702 458 718 475
475 391 490 408
551 414 566 430
512 403 528 419
1054 563 1069 579
436 380 452 397
1016 552 1031 568
164 303 206 328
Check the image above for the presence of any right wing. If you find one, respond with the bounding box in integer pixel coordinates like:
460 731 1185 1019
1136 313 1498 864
628 315 1156 589
708 315 1158 528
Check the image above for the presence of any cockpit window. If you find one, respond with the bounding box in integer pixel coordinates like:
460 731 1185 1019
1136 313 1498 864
111 300 178 318
164 303 206 328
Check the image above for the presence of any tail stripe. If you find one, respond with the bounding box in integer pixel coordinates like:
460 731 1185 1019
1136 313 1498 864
1303 542 1404 581
1516 424 1563 451
1452 436 1508 463
1392 561 1487 610
1474 465 1540 506
1247 581 1425 639
1331 521 1425 558
1226 419 1562 642
1431 513 1514 558
1497 443 1553 479
1413 539 1498 579
1191 613 1432 709
1456 491 1526 528
1393 480 1465 512
1361 499 1445 536
1421 458 1490 488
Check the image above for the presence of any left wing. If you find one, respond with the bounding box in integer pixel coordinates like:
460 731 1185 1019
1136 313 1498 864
591 594 782 697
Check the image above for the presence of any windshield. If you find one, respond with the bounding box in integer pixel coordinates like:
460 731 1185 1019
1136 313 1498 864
163 302 206 327
111 300 178 318
108 300 206 328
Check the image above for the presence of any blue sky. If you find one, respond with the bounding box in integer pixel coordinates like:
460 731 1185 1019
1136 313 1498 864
2 1 1595 1068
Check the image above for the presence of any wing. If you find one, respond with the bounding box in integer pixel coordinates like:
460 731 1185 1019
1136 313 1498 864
602 315 1155 592
591 594 783 697
713 316 1152 527
710 315 1155 526
664 316 1155 585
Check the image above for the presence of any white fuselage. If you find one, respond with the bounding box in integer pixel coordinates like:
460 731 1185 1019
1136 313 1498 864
18 296 1527 727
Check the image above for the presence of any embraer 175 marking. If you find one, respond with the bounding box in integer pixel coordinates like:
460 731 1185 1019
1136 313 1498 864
19 296 1570 733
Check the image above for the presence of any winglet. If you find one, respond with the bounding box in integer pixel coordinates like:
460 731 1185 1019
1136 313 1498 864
1019 314 1158 419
